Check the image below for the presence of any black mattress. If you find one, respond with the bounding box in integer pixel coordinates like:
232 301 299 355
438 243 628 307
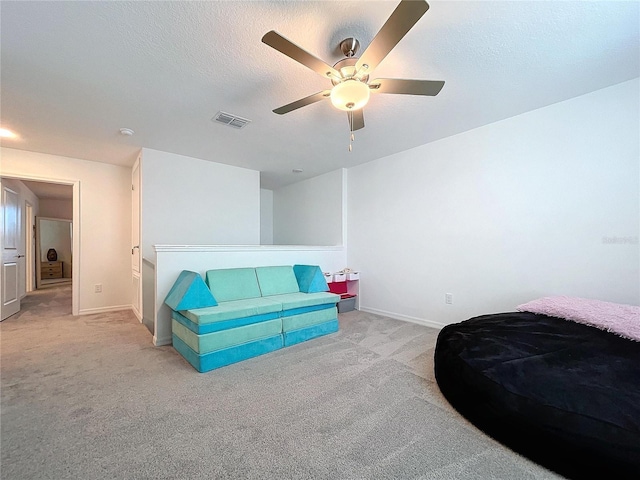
434 311 640 479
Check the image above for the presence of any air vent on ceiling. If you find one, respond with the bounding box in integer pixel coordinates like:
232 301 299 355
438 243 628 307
211 111 251 129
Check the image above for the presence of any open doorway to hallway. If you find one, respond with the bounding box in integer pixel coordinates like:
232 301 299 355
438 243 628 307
20 181 73 292
1 177 75 320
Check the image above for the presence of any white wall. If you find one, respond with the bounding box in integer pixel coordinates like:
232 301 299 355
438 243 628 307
1 148 132 314
39 198 72 219
39 219 71 261
39 218 72 278
347 78 640 328
260 188 273 245
142 258 155 333
273 169 345 246
0 178 40 298
140 148 260 259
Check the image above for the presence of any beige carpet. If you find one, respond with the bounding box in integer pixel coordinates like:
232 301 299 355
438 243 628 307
1 285 562 479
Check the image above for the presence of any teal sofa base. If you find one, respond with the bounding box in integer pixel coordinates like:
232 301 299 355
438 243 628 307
172 333 284 373
283 318 339 347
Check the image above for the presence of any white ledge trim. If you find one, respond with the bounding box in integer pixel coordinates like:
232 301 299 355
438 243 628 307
154 245 344 253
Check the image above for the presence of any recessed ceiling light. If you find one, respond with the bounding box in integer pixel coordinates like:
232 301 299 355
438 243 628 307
0 128 18 139
292 169 303 173
119 128 134 136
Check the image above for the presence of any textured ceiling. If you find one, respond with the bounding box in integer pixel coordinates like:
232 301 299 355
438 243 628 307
20 180 73 201
1 1 638 189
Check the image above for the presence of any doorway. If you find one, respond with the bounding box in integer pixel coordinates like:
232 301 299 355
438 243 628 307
0 175 79 316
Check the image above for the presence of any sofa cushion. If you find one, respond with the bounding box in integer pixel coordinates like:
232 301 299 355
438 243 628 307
172 318 283 354
165 270 217 310
206 268 261 302
282 306 337 332
266 292 339 310
184 297 282 325
173 334 283 373
173 310 281 335
283 319 339 348
293 265 329 293
256 266 300 296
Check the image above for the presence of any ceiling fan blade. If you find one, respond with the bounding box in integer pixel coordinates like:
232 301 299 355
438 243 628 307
273 90 331 115
356 0 430 73
348 109 365 131
262 31 340 79
370 78 444 96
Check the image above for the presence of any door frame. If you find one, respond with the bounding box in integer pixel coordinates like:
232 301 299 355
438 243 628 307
131 156 142 321
25 201 34 292
1 174 80 316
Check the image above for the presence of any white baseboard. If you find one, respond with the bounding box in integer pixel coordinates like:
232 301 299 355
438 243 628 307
78 305 134 315
358 306 445 331
153 335 172 346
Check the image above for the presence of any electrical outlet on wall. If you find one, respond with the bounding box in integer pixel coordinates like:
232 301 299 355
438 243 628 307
95 284 102 293
445 293 453 305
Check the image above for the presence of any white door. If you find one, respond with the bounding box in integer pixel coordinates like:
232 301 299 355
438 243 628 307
2 184 22 320
131 157 142 319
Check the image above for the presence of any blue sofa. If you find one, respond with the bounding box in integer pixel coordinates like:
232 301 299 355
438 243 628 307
165 265 340 372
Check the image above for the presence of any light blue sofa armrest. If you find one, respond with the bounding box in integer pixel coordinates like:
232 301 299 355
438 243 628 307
293 265 329 293
165 270 217 311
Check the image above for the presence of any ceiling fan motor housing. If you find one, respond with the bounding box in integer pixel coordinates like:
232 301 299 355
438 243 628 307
331 57 369 85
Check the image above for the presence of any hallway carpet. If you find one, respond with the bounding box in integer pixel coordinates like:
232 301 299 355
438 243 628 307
1 286 561 479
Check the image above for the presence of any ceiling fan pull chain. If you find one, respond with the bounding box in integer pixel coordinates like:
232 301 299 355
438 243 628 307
348 110 354 152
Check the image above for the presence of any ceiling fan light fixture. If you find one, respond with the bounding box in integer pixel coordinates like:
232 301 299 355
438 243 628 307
330 80 370 111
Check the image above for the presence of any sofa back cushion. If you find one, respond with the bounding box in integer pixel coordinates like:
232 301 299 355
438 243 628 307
256 266 300 296
206 268 261 302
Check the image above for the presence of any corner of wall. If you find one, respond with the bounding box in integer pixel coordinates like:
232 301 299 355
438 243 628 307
341 168 348 249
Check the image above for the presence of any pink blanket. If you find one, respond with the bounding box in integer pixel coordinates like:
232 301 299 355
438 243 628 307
517 296 640 342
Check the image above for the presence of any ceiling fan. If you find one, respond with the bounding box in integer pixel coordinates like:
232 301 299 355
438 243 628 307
262 0 444 146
